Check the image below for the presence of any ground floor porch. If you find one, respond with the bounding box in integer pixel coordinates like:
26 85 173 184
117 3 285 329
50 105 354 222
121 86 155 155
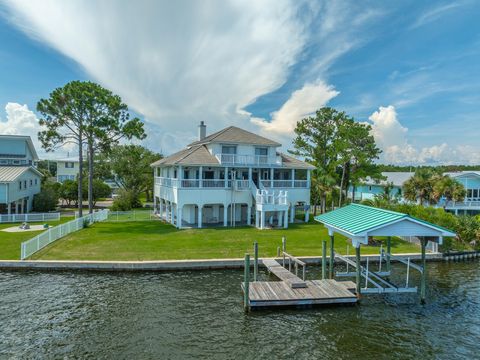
153 198 310 229
0 196 32 215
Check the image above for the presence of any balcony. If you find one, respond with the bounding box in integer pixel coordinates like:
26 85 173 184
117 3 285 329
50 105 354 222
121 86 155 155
260 180 309 188
214 153 282 166
255 190 288 205
441 200 480 209
155 177 308 189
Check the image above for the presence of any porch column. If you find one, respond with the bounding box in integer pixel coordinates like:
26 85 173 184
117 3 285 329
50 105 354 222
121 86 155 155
178 165 183 187
278 211 282 227
15 201 19 214
198 205 203 228
247 205 252 226
305 204 310 222
170 203 175 225
199 166 203 188
177 205 182 229
283 210 288 229
269 214 273 225
306 170 311 188
159 199 163 219
224 167 228 188
329 234 335 279
291 169 295 187
255 210 259 228
223 205 228 227
270 168 274 188
290 204 295 223
260 211 265 229
7 202 11 215
153 196 157 213
248 167 252 183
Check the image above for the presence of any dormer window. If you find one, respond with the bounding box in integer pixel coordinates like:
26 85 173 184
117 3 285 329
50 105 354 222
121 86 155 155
221 145 237 154
255 147 268 156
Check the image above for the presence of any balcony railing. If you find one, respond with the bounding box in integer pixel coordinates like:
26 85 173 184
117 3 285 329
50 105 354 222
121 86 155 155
215 154 282 166
155 177 308 189
442 200 480 208
255 190 288 205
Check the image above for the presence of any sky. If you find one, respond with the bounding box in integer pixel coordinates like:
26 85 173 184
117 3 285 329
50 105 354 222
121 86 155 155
0 0 479 164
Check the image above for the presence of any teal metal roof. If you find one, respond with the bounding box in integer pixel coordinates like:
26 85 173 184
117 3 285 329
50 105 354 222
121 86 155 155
314 203 455 236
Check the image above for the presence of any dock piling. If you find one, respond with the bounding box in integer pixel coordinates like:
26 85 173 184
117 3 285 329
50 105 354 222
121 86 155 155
355 245 361 298
253 242 258 282
386 236 391 274
322 240 327 280
329 235 335 279
244 253 250 311
420 238 427 304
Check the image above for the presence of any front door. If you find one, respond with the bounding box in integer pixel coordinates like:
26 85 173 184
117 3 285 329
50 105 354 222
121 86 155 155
252 170 259 187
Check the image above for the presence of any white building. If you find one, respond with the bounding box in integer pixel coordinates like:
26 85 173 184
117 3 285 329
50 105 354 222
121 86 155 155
439 171 480 215
0 135 42 214
152 122 314 229
55 157 79 183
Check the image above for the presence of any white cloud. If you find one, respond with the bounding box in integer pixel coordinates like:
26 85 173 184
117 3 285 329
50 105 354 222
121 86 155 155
368 105 479 165
251 81 339 134
0 102 75 158
2 0 385 154
410 2 465 30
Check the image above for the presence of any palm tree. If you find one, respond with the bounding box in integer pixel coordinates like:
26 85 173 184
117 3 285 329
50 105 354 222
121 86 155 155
432 176 466 203
403 169 436 205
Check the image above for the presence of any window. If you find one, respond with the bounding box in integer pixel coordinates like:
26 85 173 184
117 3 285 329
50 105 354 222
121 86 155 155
467 189 473 198
474 189 479 198
65 162 74 168
19 181 22 190
204 171 214 179
30 179 33 186
35 179 38 185
221 145 237 154
255 147 268 156
368 185 372 191
24 180 27 189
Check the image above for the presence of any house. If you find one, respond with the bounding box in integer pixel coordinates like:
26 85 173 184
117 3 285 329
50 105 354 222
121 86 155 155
438 171 480 215
0 135 42 214
349 172 414 202
151 122 314 229
55 157 79 183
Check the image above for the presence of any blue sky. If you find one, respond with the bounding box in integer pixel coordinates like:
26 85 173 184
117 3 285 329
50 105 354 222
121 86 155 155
0 0 479 164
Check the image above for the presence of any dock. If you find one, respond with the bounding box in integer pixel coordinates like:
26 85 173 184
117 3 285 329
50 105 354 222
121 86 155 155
243 256 357 308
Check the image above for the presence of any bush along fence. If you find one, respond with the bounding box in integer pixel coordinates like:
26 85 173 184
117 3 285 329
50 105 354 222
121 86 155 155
20 209 109 260
0 212 60 223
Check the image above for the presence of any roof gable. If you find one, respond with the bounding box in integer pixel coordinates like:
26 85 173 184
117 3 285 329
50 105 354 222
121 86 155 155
188 126 281 147
0 166 42 182
151 145 219 167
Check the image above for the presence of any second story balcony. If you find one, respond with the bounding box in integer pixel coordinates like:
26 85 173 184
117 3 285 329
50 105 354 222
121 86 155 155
214 153 282 166
155 177 308 190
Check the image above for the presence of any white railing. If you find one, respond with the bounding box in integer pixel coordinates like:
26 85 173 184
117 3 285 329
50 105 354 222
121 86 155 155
442 200 480 208
20 209 109 260
255 189 288 205
155 176 309 189
214 154 282 166
261 179 309 188
201 179 225 188
0 212 60 223
234 180 250 190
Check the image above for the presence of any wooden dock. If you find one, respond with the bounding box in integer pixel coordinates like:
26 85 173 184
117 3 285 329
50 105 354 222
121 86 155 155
243 258 357 308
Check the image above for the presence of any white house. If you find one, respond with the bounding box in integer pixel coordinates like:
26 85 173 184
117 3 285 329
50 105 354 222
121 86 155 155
151 122 314 229
55 157 79 183
0 135 42 214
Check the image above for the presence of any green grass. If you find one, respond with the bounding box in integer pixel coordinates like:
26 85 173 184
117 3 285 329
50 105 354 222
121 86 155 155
0 217 74 260
107 210 152 221
31 220 420 261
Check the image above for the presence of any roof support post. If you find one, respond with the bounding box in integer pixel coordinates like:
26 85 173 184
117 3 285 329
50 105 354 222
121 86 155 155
322 240 327 280
291 169 295 188
420 237 427 304
199 166 203 188
355 244 361 299
386 236 392 277
329 234 335 279
270 168 274 188
224 167 228 188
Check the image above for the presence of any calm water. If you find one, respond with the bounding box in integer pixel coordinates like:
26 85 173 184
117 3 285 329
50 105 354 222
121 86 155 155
1 261 479 359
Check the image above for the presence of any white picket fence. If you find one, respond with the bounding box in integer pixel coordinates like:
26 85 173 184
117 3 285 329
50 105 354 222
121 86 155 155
20 209 109 260
0 213 60 223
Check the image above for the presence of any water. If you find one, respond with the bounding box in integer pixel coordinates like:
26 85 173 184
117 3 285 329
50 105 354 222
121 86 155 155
1 261 479 359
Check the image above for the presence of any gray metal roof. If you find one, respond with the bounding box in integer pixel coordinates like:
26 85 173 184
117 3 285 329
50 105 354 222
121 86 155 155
363 172 414 187
0 166 42 182
188 126 281 147
151 145 220 167
444 171 480 178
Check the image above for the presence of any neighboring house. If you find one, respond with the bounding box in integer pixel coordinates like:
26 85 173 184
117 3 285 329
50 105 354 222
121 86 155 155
55 157 79 183
0 135 42 214
151 122 314 229
349 172 414 202
438 171 480 215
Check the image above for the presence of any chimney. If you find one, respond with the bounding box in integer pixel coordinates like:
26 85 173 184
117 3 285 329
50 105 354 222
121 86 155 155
198 121 206 140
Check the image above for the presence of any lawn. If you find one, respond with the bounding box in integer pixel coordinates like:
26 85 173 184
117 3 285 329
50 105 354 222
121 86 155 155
0 216 74 260
31 220 421 261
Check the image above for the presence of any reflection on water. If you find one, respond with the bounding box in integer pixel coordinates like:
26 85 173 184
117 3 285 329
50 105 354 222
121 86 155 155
1 261 479 359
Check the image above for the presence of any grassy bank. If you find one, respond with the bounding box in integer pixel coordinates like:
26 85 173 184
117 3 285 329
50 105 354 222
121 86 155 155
0 217 73 260
31 220 420 261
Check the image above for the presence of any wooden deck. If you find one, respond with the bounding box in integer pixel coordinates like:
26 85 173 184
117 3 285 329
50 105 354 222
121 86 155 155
243 258 358 308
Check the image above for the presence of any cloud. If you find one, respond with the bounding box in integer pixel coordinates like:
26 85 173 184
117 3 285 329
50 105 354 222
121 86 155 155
2 0 387 154
410 2 465 29
0 102 75 158
368 105 479 165
251 81 339 134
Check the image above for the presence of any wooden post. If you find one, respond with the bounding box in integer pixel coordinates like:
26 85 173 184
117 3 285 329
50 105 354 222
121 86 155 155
277 246 280 257
329 235 335 279
282 236 286 253
386 236 392 273
420 238 427 304
253 242 258 282
322 240 327 280
244 253 250 311
355 245 361 299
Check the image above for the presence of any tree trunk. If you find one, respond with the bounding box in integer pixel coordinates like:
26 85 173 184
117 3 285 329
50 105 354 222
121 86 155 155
88 141 94 214
338 163 346 207
78 133 83 218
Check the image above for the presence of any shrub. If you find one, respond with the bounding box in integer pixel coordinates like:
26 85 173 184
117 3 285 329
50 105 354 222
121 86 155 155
33 187 59 212
111 189 141 211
